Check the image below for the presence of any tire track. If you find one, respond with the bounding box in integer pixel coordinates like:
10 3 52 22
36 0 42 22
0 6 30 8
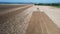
26 11 60 34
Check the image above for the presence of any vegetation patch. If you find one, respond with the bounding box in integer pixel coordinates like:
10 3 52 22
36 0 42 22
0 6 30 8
35 3 60 8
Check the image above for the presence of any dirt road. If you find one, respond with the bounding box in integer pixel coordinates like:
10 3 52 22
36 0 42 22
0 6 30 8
26 11 60 34
34 6 60 28
0 5 60 34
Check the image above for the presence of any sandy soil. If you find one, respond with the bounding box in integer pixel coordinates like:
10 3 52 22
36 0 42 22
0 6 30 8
0 5 27 11
0 5 33 34
33 6 60 28
26 11 60 34
0 5 33 15
0 5 32 25
0 5 60 34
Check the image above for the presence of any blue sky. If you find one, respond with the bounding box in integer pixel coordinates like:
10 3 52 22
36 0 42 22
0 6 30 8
0 0 60 3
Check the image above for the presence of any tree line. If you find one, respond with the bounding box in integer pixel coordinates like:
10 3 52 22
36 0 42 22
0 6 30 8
35 3 60 6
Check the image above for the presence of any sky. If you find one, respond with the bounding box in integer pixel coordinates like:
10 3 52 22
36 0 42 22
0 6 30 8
0 0 60 3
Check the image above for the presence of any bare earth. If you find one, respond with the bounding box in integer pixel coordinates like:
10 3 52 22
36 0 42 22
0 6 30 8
0 5 60 34
0 5 32 23
0 5 33 34
26 11 60 34
35 6 60 27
